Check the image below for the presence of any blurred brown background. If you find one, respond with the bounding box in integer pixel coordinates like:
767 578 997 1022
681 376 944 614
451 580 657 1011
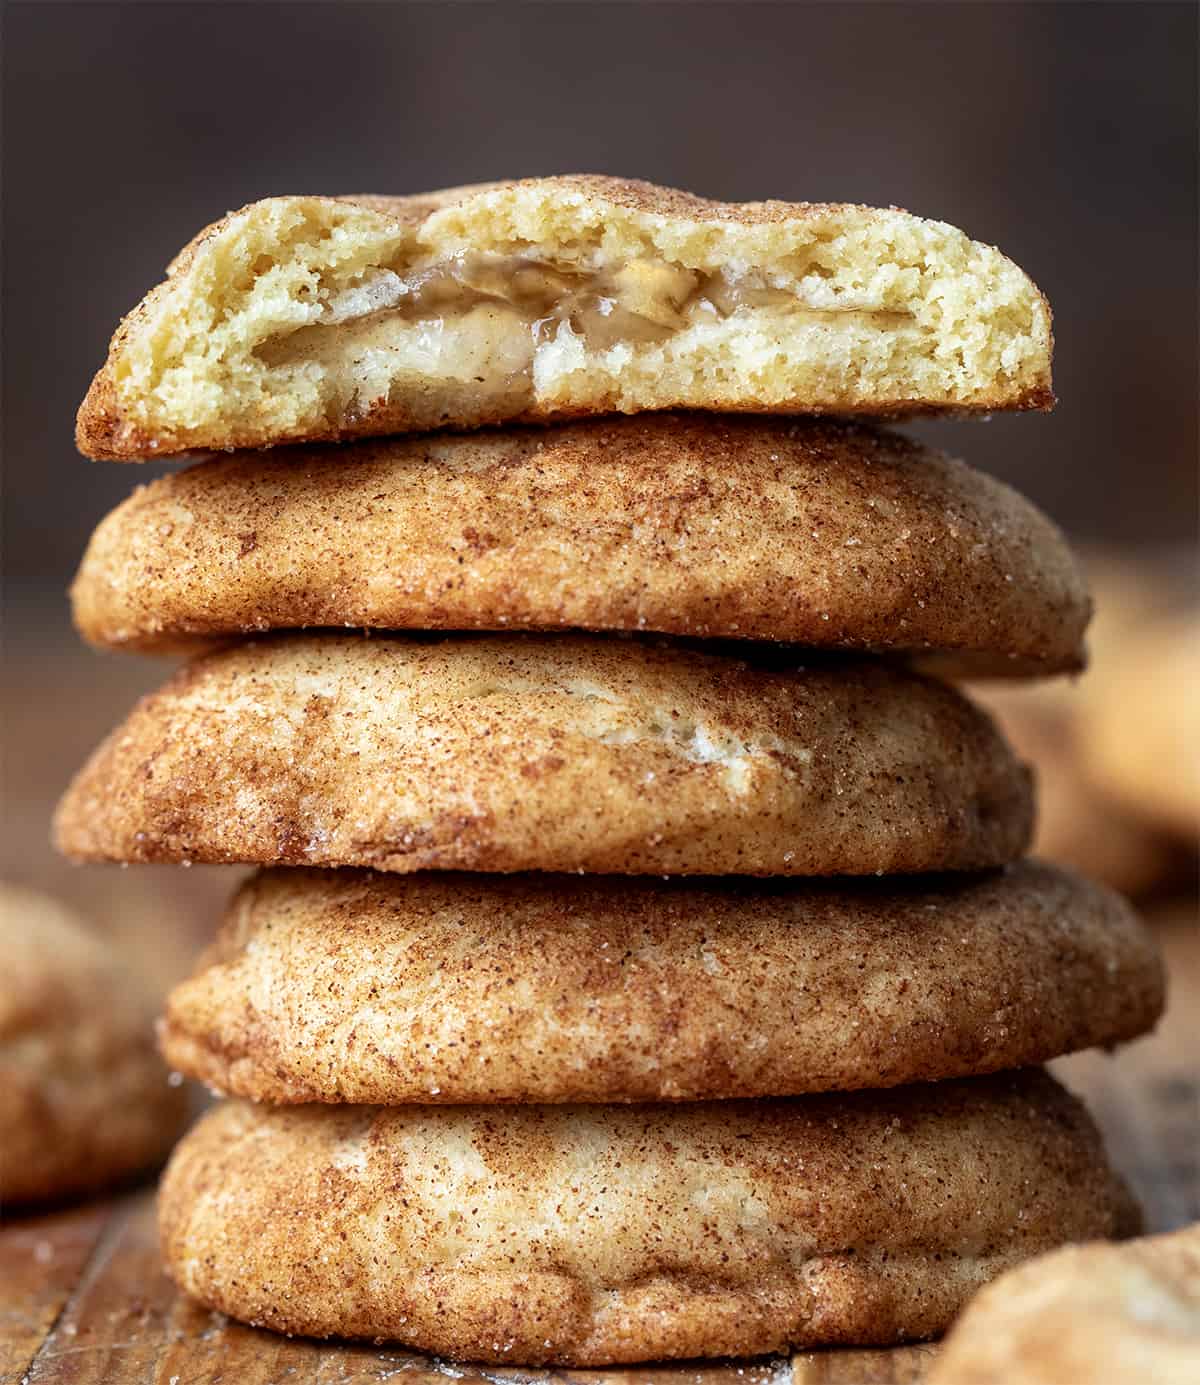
2 1 1197 978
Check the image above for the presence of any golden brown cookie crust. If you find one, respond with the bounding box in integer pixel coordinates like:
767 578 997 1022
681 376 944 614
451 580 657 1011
0 884 187 1205
930 1224 1200 1385
73 415 1088 673
158 1071 1132 1364
161 862 1163 1105
77 175 1053 460
54 634 1033 877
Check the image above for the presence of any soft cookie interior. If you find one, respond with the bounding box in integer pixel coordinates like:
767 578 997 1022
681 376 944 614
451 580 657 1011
87 179 1053 454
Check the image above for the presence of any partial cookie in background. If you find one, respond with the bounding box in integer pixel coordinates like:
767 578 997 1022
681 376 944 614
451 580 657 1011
54 633 1033 877
76 175 1053 460
72 415 1089 674
0 884 188 1206
967 552 1197 894
1083 611 1200 841
162 862 1163 1105
930 1223 1200 1385
159 1071 1131 1365
970 680 1178 896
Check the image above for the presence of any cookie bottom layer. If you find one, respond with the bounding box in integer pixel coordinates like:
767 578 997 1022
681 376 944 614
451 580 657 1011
159 1072 1134 1364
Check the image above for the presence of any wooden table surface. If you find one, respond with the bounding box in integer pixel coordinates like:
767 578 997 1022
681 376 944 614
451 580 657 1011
3 603 1197 1384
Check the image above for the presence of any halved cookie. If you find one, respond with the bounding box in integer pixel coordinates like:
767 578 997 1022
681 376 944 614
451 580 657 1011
73 415 1088 673
930 1223 1200 1385
54 634 1032 876
161 862 1163 1105
76 176 1052 459
0 883 188 1205
158 1071 1134 1364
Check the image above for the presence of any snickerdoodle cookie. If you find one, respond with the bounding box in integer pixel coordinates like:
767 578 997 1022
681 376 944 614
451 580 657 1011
1081 611 1200 840
970 678 1182 896
161 861 1162 1105
77 176 1052 460
54 634 1033 877
967 553 1196 891
931 1223 1200 1385
72 415 1087 673
0 884 187 1205
158 1071 1132 1364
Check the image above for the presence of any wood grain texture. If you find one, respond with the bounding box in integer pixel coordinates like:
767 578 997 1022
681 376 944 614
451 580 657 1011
0 1203 112 1381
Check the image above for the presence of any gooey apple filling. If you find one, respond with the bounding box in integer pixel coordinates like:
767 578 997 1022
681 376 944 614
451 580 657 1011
254 252 915 414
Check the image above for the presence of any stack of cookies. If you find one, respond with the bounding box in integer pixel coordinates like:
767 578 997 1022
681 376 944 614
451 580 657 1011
56 177 1164 1365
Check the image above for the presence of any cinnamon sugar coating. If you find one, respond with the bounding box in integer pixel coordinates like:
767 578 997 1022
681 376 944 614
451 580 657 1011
73 415 1087 674
158 1071 1133 1364
54 633 1033 877
161 862 1162 1104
